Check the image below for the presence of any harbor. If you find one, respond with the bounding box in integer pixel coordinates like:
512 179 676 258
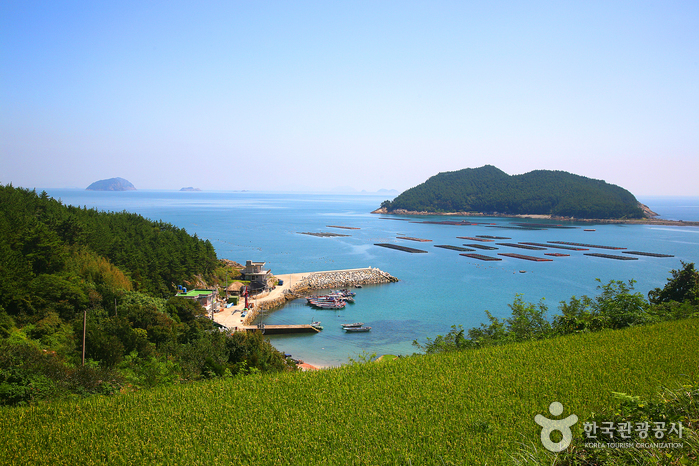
213 267 398 331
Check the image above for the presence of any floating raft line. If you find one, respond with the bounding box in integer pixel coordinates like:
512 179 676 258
622 251 674 258
477 235 511 240
375 243 428 253
414 220 478 225
498 253 553 262
584 253 637 260
460 253 502 261
396 236 432 242
486 225 545 231
458 236 494 242
549 241 625 250
379 218 412 221
511 223 578 229
520 242 588 251
327 225 361 230
434 245 476 252
545 253 570 257
463 244 499 250
496 243 547 251
298 232 350 237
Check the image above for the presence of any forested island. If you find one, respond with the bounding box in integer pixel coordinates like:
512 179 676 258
0 184 290 405
377 165 647 220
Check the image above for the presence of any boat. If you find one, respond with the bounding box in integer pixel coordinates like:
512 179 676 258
311 321 323 331
341 322 365 328
308 300 346 310
344 326 371 333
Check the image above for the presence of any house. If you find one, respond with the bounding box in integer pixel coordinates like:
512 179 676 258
242 260 271 292
176 288 218 312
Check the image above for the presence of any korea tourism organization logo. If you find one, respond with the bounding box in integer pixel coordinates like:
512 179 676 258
535 401 685 452
535 402 578 452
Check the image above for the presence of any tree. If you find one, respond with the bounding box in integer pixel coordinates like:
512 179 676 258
648 261 699 305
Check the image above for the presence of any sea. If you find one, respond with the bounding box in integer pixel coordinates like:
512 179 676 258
43 189 699 367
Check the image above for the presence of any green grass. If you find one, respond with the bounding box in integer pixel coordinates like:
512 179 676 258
1 319 697 465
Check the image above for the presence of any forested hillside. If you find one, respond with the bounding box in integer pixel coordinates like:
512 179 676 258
380 165 645 219
0 184 290 406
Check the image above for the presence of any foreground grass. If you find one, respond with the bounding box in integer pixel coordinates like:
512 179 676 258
2 319 698 465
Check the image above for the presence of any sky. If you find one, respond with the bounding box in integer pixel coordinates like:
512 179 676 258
1 1 698 195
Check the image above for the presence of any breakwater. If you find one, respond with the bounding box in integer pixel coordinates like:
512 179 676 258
256 267 399 313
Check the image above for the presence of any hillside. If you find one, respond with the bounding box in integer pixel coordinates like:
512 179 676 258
379 165 646 219
0 185 292 398
1 318 696 464
86 177 136 191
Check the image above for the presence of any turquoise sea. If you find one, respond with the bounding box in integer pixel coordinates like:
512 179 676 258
44 190 699 367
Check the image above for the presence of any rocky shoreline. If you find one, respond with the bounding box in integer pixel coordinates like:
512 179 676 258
371 207 699 227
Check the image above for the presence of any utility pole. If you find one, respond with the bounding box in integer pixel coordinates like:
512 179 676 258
81 308 87 366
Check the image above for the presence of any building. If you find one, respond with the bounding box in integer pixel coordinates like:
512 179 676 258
242 260 271 292
175 288 218 312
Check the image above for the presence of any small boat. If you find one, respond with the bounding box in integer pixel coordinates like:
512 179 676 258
344 326 371 333
341 322 365 328
311 321 323 330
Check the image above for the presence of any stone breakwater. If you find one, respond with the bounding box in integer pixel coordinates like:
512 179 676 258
256 267 398 313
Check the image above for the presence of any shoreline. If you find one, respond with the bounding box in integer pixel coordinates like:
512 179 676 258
371 208 699 227
212 266 398 331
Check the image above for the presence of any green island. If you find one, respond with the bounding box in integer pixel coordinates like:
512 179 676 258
377 165 651 220
1 184 698 464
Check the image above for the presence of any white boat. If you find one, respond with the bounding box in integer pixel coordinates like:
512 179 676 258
344 326 371 333
341 322 365 328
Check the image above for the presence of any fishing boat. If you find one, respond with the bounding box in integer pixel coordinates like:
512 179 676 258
341 322 365 328
311 321 323 330
344 326 371 333
308 299 346 310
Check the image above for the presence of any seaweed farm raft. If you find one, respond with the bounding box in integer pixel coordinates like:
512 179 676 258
622 251 674 258
584 253 638 261
375 243 428 253
434 245 475 252
498 253 553 262
298 231 350 237
460 253 502 261
548 241 625 250
396 236 432 242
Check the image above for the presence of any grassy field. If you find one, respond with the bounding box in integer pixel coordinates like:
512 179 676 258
1 318 697 465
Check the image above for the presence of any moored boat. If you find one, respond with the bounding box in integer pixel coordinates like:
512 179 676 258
344 326 371 333
341 322 365 328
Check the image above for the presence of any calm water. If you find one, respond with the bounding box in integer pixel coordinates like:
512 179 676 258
45 189 699 367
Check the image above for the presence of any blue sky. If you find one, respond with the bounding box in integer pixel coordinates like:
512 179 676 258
1 1 698 194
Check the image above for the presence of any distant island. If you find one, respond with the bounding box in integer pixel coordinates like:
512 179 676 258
180 187 202 192
86 177 136 191
375 165 649 220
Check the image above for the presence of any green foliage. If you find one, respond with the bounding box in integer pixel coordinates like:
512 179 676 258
516 382 699 465
383 165 645 219
412 324 469 353
0 319 697 464
0 339 123 406
648 261 699 306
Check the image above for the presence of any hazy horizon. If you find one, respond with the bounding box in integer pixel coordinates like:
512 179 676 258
2 2 698 195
